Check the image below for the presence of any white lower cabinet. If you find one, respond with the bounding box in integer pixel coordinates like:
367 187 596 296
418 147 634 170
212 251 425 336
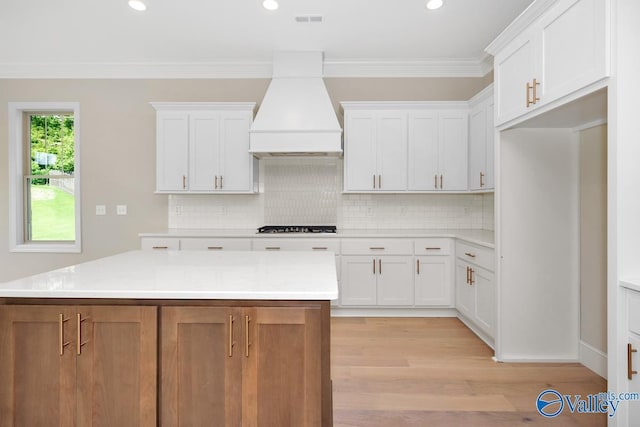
455 242 495 340
340 255 413 306
180 238 252 251
627 290 640 423
140 237 180 250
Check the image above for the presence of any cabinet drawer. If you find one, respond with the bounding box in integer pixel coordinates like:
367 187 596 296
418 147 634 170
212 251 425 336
629 291 640 336
341 238 412 255
141 237 180 250
180 238 252 251
414 238 452 256
456 241 494 271
252 239 339 253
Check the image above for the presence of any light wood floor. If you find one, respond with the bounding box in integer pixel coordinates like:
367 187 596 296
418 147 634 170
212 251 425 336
331 317 607 427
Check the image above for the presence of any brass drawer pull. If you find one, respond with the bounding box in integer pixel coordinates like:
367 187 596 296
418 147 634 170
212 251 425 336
469 268 475 285
369 247 385 250
265 247 281 250
466 266 470 284
373 258 376 275
76 314 89 356
425 247 441 251
379 259 382 274
312 247 328 250
416 259 420 275
629 343 638 380
207 246 224 250
464 252 476 258
59 314 70 356
152 246 168 250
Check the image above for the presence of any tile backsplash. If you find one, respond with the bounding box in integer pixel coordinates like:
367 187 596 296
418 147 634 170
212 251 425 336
168 158 494 230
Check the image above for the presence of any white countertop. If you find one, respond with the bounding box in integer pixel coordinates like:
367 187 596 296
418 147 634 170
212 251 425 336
140 228 495 248
0 250 338 300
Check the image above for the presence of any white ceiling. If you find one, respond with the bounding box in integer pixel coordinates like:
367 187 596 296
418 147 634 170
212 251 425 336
0 0 533 78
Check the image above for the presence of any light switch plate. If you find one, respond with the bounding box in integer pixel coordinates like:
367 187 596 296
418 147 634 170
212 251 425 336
116 205 127 215
96 205 106 216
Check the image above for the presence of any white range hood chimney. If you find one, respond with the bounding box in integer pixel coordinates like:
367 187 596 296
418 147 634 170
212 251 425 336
249 51 343 157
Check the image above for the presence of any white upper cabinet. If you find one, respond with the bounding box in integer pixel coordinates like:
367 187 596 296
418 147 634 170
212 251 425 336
489 0 609 127
152 103 257 194
343 108 407 192
343 102 468 193
468 86 494 191
408 109 468 191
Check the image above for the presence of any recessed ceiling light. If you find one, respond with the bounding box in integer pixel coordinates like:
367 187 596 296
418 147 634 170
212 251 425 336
426 0 443 10
263 0 279 11
128 0 147 11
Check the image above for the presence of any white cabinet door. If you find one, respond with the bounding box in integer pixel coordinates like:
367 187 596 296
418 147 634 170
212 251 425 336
377 112 407 191
408 111 439 191
485 98 495 190
376 256 414 306
468 105 486 191
415 256 452 306
219 112 253 192
539 0 608 105
494 33 537 125
629 335 640 424
189 112 220 191
473 266 495 336
344 112 377 191
156 112 189 192
438 111 468 191
340 256 377 306
455 261 474 319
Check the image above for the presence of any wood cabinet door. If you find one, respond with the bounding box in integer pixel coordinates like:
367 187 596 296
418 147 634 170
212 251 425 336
157 111 190 192
161 306 242 427
76 305 157 427
415 256 453 307
0 305 76 427
242 307 322 427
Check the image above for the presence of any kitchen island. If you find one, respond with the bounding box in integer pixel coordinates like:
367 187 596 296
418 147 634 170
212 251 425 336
0 250 338 427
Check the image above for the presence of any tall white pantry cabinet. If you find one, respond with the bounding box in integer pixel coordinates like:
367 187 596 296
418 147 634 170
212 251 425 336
487 0 640 425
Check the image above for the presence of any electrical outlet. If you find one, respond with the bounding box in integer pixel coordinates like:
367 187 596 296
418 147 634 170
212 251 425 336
116 205 127 215
96 205 106 216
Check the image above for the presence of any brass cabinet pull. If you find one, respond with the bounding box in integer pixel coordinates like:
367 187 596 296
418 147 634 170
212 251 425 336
526 81 532 107
265 247 281 250
215 175 218 189
245 315 250 358
425 247 441 251
466 266 469 284
152 246 168 250
440 175 443 189
182 175 186 189
220 175 223 189
434 174 438 189
379 259 382 275
207 246 224 250
469 268 475 285
416 259 420 275
532 78 540 104
464 252 476 258
373 174 376 189
629 343 638 380
59 314 70 356
378 175 381 189
370 247 385 250
373 258 376 275
228 315 234 357
312 247 328 250
480 172 485 188
76 314 89 356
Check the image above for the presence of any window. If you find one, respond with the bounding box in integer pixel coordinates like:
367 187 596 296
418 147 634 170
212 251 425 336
9 102 81 253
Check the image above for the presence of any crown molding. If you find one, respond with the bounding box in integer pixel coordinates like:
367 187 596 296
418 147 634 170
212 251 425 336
0 57 494 79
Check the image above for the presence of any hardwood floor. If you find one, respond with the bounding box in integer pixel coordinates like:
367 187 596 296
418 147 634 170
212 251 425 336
331 317 607 427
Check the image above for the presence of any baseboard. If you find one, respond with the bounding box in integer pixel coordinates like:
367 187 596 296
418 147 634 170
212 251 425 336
579 340 607 379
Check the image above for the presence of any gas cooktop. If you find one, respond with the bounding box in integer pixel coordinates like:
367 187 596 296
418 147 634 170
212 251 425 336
257 225 337 234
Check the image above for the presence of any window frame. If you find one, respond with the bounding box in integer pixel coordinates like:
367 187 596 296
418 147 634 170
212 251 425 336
8 102 82 253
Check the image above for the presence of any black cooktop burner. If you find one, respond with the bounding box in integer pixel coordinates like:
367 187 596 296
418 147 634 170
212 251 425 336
257 225 337 234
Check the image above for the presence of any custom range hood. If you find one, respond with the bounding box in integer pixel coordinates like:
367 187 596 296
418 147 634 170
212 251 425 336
249 51 343 157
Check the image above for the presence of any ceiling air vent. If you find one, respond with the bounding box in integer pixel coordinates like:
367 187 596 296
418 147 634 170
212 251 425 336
295 15 323 23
